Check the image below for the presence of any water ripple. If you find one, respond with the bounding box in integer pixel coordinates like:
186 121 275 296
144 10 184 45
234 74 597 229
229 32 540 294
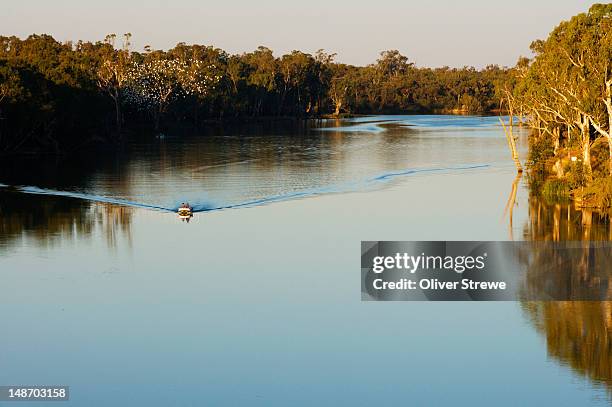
0 163 490 213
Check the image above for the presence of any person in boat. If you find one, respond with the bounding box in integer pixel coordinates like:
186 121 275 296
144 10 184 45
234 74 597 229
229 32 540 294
180 202 192 210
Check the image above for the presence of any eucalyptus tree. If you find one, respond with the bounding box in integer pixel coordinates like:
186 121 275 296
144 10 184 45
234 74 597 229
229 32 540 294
376 50 412 78
0 62 21 106
0 61 23 149
125 55 218 131
168 42 224 122
243 46 278 116
278 51 317 115
581 4 612 176
312 50 335 114
329 63 352 116
518 3 612 177
96 33 132 138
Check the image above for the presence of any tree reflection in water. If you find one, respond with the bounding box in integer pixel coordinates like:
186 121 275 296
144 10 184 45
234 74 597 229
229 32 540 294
521 195 612 395
0 190 133 250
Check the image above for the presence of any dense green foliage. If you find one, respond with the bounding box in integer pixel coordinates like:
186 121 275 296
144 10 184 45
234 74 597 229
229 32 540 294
509 3 612 207
0 34 510 153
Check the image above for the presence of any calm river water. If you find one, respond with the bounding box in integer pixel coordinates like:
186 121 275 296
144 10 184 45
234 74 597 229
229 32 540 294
0 115 610 406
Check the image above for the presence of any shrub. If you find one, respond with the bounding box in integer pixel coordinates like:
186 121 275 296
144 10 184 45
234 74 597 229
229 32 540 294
528 133 555 168
579 177 612 208
541 178 571 203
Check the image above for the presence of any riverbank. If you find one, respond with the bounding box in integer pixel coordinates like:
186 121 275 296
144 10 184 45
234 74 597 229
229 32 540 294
0 111 508 157
527 142 612 211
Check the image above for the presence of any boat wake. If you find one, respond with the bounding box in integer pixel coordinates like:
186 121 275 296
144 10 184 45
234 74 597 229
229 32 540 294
215 164 490 211
0 163 490 214
0 184 175 212
318 115 511 133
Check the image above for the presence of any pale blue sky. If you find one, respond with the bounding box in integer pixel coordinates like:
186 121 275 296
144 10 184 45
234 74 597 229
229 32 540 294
1 0 592 67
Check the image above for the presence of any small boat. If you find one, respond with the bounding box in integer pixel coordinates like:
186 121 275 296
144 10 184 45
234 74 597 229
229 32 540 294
178 207 193 217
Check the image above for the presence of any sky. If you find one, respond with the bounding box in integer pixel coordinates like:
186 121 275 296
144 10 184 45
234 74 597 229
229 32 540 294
1 0 592 68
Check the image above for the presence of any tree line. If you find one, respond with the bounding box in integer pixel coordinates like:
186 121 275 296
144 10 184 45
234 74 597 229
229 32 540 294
507 3 612 207
0 34 510 153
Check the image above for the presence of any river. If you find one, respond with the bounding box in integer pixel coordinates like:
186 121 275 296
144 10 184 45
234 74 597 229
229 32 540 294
0 115 610 406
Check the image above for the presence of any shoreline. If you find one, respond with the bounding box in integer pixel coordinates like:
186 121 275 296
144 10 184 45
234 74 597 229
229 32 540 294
0 112 507 158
